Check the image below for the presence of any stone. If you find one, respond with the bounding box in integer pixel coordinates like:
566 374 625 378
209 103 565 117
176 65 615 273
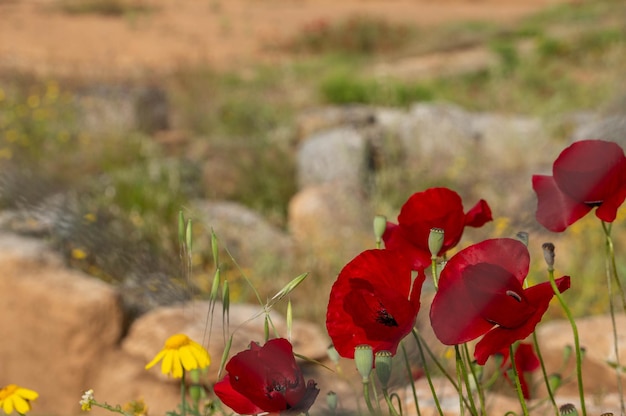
535 314 626 411
0 233 124 416
288 183 373 266
297 127 371 190
396 103 479 178
570 113 626 148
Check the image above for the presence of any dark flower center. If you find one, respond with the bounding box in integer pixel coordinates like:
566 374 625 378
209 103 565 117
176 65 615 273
375 303 399 327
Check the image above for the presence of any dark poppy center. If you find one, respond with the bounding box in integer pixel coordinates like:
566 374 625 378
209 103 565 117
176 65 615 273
375 304 399 327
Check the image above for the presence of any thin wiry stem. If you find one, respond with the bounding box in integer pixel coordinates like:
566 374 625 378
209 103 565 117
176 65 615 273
602 221 626 415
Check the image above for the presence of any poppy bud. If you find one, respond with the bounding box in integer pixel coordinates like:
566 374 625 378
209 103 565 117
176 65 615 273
327 345 340 365
559 403 579 415
542 242 556 270
374 351 393 389
428 228 444 257
354 345 374 382
373 215 387 246
326 391 338 412
516 231 529 247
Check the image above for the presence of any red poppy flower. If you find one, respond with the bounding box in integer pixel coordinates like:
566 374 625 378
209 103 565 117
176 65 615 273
429 238 570 365
213 338 319 415
326 249 425 358
383 187 492 269
533 139 626 232
499 342 540 399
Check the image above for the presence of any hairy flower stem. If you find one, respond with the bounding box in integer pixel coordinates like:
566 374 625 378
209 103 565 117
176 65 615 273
602 221 626 415
509 344 530 416
531 332 559 416
462 344 486 416
547 268 586 416
401 342 422 416
455 345 479 416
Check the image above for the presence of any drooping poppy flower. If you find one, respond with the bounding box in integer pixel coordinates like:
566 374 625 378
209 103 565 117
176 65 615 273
533 139 626 232
326 249 425 358
429 238 570 365
383 187 492 269
499 342 540 399
213 338 319 415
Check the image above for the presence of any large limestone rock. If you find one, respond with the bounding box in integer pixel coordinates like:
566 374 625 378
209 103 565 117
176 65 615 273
0 233 124 416
296 127 371 190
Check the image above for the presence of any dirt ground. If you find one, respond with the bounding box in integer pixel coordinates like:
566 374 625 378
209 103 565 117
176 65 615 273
0 0 573 80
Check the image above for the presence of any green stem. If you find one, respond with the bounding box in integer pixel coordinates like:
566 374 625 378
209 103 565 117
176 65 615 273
547 268 586 416
602 221 626 415
181 369 187 416
531 332 559 416
382 389 402 416
401 342 422 416
431 257 439 289
411 329 445 415
462 343 486 416
509 344 529 416
602 222 626 310
363 380 377 415
455 345 478 416
411 328 473 411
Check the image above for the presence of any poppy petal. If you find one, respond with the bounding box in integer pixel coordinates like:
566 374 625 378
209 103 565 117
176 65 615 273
214 375 265 415
474 276 570 365
430 239 533 346
327 249 423 357
553 140 626 204
533 174 591 232
464 199 493 228
397 187 467 254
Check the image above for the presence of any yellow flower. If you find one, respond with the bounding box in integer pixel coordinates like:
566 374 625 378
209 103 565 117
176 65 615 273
0 384 38 415
145 334 210 378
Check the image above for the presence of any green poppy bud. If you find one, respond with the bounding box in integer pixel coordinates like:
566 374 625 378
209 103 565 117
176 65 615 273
354 345 374 382
327 345 340 365
516 231 529 247
428 228 444 257
373 215 387 246
326 391 338 411
374 351 393 389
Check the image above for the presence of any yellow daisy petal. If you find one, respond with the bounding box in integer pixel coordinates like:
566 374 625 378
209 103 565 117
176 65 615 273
161 351 174 376
171 351 184 378
179 346 197 371
145 350 167 370
2 398 14 414
16 388 38 401
188 342 210 368
13 396 30 414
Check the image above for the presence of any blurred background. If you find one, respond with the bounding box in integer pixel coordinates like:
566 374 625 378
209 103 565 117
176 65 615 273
0 0 625 324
